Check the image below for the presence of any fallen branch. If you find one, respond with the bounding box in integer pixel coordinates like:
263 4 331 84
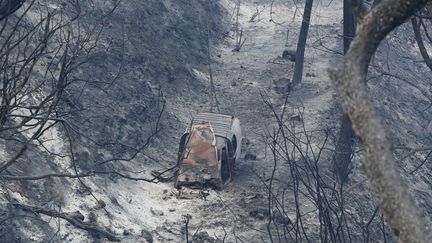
11 203 120 241
151 168 178 182
0 167 178 182
0 172 95 181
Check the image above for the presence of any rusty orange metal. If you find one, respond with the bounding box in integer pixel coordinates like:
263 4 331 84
175 113 243 189
175 122 222 188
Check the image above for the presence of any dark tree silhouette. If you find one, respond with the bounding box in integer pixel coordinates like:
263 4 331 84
412 16 432 72
333 0 357 182
291 0 313 86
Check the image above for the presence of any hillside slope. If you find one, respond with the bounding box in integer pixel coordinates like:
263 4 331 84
1 0 432 242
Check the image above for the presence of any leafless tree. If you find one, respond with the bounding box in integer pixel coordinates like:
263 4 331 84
329 0 431 242
291 0 313 86
233 0 246 52
0 1 171 240
333 0 357 183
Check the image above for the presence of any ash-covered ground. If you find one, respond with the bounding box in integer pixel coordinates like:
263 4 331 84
1 0 432 242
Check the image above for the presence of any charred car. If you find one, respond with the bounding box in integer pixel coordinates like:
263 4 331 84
175 113 242 189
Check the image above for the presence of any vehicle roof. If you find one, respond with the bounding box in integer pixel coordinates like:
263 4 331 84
191 113 235 138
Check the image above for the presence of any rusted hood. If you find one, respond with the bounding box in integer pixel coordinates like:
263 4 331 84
176 122 222 188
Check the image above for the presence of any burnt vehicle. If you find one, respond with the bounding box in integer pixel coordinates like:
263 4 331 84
175 113 242 189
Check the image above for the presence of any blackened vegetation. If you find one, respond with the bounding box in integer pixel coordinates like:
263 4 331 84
0 0 225 241
330 0 431 242
256 94 391 242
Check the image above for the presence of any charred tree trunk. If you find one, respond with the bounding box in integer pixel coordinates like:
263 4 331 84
343 0 356 53
333 0 357 183
412 17 432 72
333 114 356 182
329 0 431 242
291 0 313 86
